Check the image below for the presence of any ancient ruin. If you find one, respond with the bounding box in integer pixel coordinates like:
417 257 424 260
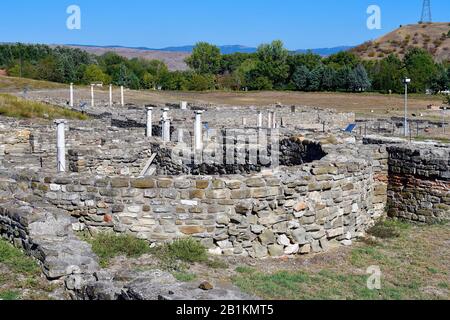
0 86 448 299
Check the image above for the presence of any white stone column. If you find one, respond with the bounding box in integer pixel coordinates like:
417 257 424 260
178 128 184 143
90 84 95 107
162 108 170 142
146 106 153 137
120 86 124 106
257 111 263 128
181 101 187 110
69 83 74 107
242 117 247 126
194 111 204 151
267 111 272 128
55 119 67 172
272 112 276 129
109 84 113 107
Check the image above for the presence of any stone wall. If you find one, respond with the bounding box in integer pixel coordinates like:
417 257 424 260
9 151 380 258
387 145 449 223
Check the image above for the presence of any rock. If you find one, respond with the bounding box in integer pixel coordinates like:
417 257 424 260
284 244 299 255
299 244 311 254
294 201 307 212
341 240 352 246
259 230 275 245
290 228 311 245
199 281 214 291
268 244 284 257
72 222 85 232
251 243 268 259
179 226 206 235
250 224 264 234
277 234 291 246
208 247 223 255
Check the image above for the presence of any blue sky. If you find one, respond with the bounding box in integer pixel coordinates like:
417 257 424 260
1 0 449 50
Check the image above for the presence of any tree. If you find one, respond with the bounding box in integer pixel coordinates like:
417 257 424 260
429 64 449 93
334 66 352 91
350 64 371 91
324 51 360 69
255 40 289 87
371 54 404 93
308 65 325 91
185 42 222 75
404 48 438 93
292 65 310 91
321 65 336 91
187 73 216 91
288 51 322 76
83 64 111 84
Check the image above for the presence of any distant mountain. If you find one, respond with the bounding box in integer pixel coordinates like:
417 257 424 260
294 46 354 56
67 43 351 55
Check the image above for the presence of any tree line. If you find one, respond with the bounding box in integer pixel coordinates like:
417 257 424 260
0 41 449 94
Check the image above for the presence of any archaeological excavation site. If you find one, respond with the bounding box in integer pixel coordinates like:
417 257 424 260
0 85 449 300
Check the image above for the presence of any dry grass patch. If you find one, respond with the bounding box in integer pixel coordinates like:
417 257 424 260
0 94 88 120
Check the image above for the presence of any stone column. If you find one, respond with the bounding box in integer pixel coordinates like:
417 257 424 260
194 111 204 151
272 112 276 129
162 108 170 142
268 111 272 128
146 106 153 137
69 83 74 107
242 117 247 126
90 84 95 107
257 111 263 128
178 128 184 143
181 101 187 110
55 119 67 172
109 84 113 107
121 86 124 107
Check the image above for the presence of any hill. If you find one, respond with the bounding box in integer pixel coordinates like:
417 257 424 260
63 45 190 71
352 22 450 62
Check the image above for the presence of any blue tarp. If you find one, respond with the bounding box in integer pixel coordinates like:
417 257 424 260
344 124 357 133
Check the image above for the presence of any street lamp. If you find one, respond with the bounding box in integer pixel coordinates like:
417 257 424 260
403 78 411 137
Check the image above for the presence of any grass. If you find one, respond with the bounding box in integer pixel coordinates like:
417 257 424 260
0 93 89 120
0 239 56 300
81 232 150 268
366 219 411 239
413 135 450 144
232 221 450 300
173 271 197 282
150 238 208 272
0 75 65 91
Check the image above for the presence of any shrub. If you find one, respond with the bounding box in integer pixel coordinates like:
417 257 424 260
84 233 150 267
167 238 208 263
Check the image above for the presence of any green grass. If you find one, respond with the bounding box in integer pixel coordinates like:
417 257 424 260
0 239 55 300
233 222 450 300
366 219 411 239
0 290 20 300
150 238 208 269
0 94 89 120
81 232 150 268
0 240 41 275
173 271 197 282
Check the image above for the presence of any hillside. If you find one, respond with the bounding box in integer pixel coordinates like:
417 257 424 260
63 45 190 71
352 22 450 62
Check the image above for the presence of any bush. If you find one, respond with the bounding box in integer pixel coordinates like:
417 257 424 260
83 233 150 267
167 238 208 263
150 238 208 272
